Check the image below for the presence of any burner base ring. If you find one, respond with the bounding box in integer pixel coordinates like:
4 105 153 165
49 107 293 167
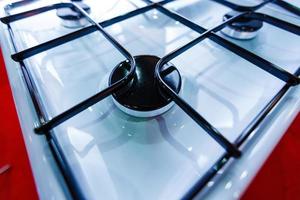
221 26 259 40
112 97 175 118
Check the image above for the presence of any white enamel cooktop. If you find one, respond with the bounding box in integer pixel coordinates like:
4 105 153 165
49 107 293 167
0 0 300 199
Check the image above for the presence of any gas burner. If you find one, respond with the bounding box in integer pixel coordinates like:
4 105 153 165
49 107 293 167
56 0 91 28
221 11 263 40
109 55 181 118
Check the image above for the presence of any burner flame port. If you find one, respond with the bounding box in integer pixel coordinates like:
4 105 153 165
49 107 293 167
109 55 181 118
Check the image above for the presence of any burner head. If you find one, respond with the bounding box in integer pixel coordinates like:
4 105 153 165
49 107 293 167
221 11 263 40
56 1 91 28
109 55 181 118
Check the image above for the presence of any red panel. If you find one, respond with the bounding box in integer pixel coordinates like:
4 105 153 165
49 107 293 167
0 47 38 200
242 114 300 200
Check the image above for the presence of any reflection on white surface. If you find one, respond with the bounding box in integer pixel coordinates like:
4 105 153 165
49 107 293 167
6 0 300 199
86 0 146 22
225 181 232 190
207 181 215 187
68 127 93 152
240 170 248 180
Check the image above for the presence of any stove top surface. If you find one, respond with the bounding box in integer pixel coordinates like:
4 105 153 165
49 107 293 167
1 0 300 199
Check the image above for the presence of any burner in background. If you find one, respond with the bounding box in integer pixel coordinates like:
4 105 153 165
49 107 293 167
109 55 181 118
221 11 263 40
56 0 91 28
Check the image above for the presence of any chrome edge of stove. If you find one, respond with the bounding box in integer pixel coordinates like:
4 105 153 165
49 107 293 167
3 1 299 197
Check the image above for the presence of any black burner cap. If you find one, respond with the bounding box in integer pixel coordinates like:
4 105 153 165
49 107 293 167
56 2 90 21
109 55 181 113
223 11 263 32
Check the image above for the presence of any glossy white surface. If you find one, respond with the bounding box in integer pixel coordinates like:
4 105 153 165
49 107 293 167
201 85 300 200
0 0 299 200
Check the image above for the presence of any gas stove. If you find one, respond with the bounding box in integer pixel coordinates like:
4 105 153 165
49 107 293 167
0 0 300 199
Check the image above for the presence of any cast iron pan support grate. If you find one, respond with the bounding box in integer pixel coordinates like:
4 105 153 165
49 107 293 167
1 0 299 199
